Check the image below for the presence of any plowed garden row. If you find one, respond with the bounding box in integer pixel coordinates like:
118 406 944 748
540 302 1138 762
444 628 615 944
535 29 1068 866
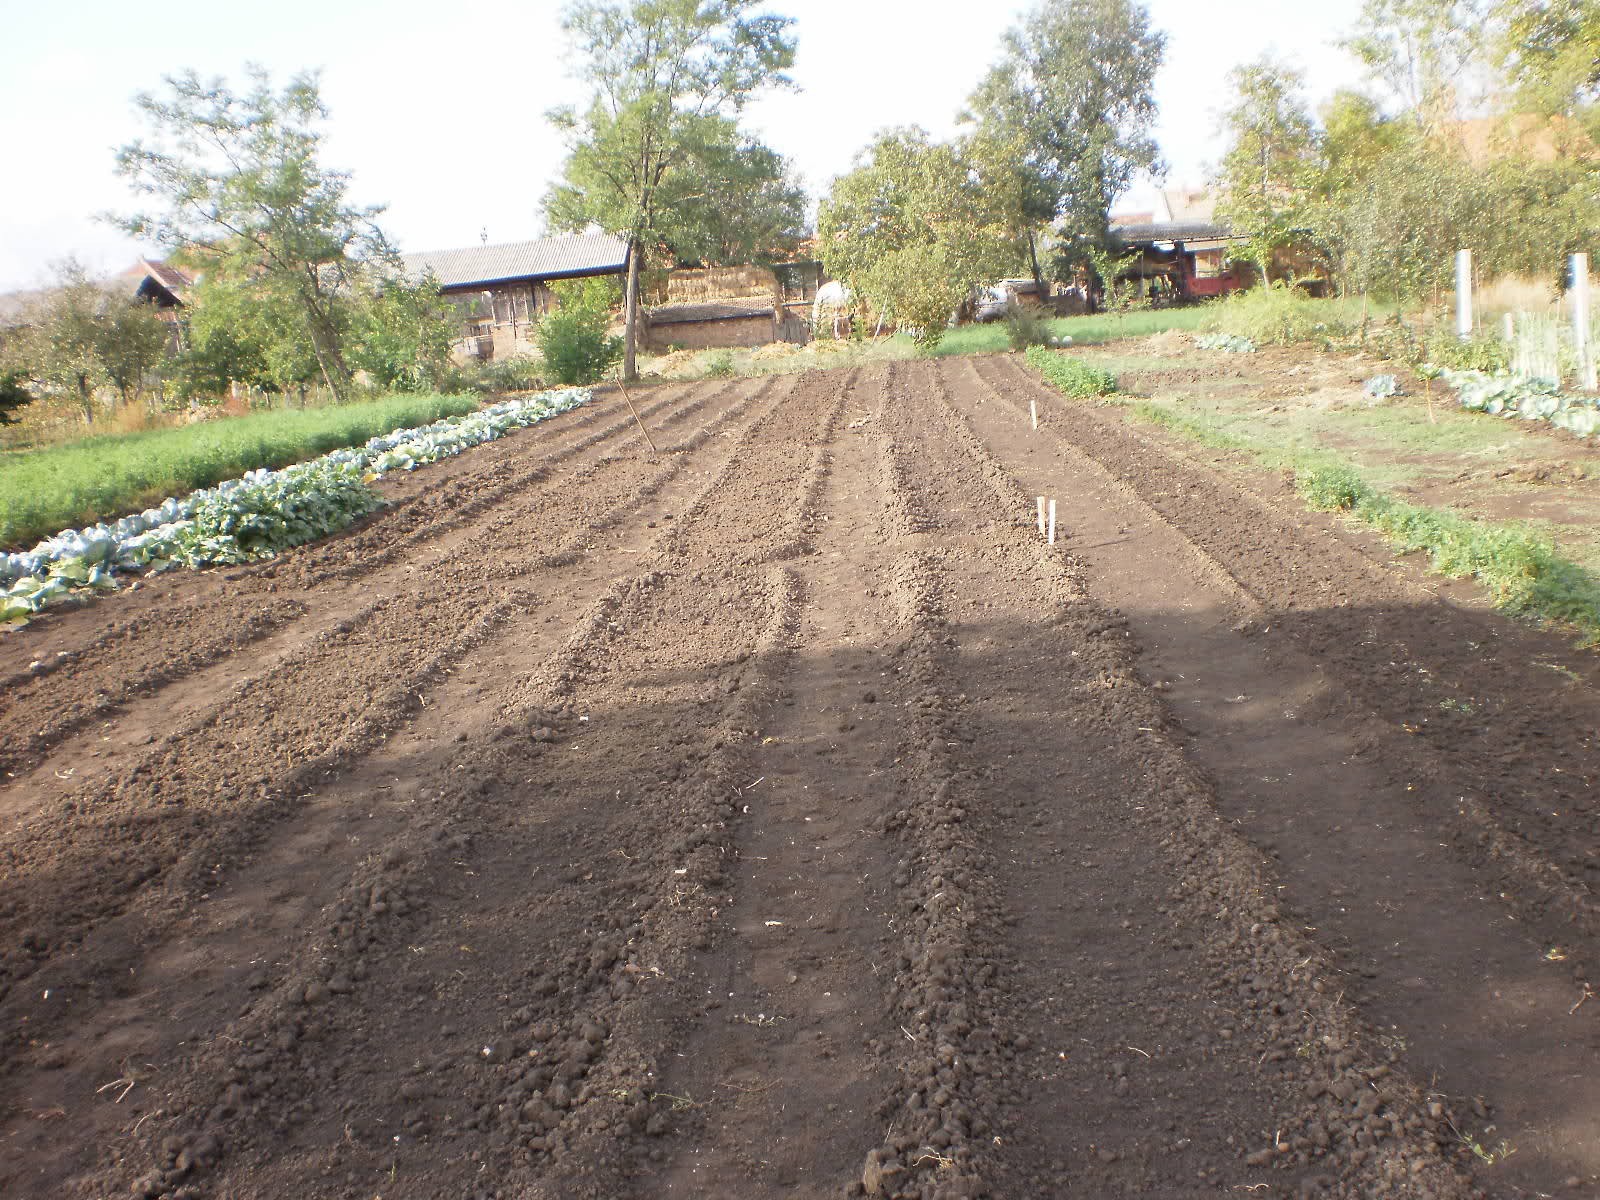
0 357 1593 1199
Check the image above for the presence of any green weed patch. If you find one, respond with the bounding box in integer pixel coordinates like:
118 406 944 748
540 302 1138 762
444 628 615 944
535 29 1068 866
1025 345 1117 397
1297 463 1600 642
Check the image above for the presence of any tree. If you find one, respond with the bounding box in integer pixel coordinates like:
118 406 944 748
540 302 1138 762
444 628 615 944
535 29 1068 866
549 0 798 379
351 274 457 392
547 115 807 267
818 128 1021 348
112 67 391 403
12 265 113 424
1339 0 1492 130
1494 0 1600 134
965 0 1165 283
0 372 33 427
1213 57 1321 285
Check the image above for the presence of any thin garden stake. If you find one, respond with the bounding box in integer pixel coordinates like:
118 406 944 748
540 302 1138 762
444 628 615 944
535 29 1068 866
1036 496 1046 536
614 369 658 454
1030 397 1038 429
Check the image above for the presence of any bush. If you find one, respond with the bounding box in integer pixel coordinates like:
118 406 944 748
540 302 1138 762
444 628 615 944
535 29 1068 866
705 351 735 379
1004 306 1053 351
1024 345 1117 397
0 370 33 426
455 355 546 395
535 293 623 386
1204 283 1355 347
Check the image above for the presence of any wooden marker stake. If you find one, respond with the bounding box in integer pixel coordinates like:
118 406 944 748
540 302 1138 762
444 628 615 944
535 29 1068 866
614 370 659 454
1036 496 1046 536
1031 398 1038 429
1047 498 1057 545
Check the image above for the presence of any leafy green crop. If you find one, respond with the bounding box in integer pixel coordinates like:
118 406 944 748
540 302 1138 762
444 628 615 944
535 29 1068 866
1024 345 1117 397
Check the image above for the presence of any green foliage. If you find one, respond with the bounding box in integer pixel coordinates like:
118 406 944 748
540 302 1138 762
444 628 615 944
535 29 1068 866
1298 461 1600 641
1213 56 1319 281
0 370 33 426
1025 344 1117 396
536 282 623 385
0 392 480 550
705 350 735 378
819 128 1020 349
1339 0 1489 125
171 460 382 565
964 0 1165 272
455 356 548 395
1003 306 1053 351
351 273 456 392
1204 284 1357 347
114 67 392 403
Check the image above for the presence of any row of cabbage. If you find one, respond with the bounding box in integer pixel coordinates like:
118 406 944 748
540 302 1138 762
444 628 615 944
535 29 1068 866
1194 332 1257 353
1 388 591 626
1425 367 1600 438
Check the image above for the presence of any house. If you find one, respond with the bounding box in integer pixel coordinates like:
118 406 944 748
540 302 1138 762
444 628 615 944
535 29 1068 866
399 232 631 361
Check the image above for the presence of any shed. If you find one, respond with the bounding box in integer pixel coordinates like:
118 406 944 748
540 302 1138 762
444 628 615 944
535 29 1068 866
643 302 775 352
400 232 631 361
1109 220 1250 299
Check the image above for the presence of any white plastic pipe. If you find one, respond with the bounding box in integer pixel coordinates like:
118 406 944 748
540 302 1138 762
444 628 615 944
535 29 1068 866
1047 498 1057 546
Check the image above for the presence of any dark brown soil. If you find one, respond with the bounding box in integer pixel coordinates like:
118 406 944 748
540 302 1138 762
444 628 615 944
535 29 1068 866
0 358 1594 1199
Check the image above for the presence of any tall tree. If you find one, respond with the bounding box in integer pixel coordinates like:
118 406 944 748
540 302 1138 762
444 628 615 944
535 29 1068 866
549 0 797 379
965 0 1165 284
1339 0 1492 130
547 116 807 267
1494 0 1600 133
112 67 391 402
818 127 1021 347
1213 57 1321 285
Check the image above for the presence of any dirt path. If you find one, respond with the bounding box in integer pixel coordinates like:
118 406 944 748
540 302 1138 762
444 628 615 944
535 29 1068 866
0 358 1594 1199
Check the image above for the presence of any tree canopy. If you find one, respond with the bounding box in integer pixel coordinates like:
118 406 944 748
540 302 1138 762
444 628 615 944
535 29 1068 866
112 66 392 401
548 0 798 377
818 127 1021 347
964 0 1165 277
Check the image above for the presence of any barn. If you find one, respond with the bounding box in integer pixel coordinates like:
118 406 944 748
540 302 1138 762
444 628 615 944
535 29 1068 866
400 232 631 361
642 302 776 352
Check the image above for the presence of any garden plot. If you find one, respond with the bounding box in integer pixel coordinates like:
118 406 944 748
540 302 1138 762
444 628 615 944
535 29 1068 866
0 358 1593 1200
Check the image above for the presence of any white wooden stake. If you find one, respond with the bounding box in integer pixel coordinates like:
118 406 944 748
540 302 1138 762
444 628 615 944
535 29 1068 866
1047 498 1057 545
1036 496 1046 536
1030 397 1038 429
1455 249 1474 340
1572 253 1595 391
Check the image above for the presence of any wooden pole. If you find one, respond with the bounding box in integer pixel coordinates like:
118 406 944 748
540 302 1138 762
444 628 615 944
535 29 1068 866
1572 253 1595 391
1047 498 1057 545
614 370 658 454
1455 249 1473 341
1036 496 1046 536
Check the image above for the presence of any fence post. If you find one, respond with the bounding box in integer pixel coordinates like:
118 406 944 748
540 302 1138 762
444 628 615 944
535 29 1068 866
1455 249 1473 340
1572 253 1596 391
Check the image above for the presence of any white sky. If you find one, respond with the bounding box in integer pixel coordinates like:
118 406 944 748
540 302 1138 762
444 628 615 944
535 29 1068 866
0 0 1372 292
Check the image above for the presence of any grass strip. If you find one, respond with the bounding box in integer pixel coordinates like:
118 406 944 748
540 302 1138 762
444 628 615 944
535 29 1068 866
1298 464 1600 644
1024 344 1118 397
1 392 482 550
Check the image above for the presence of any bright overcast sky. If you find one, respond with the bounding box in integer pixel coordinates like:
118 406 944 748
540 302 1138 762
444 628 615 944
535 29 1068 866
0 0 1372 292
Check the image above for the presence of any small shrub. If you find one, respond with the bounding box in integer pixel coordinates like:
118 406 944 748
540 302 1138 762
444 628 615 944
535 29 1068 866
535 285 623 386
1298 464 1373 511
1004 306 1052 351
1024 344 1116 397
705 351 735 379
1205 283 1355 347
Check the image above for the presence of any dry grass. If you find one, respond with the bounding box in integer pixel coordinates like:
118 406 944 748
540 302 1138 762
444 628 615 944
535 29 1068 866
1475 274 1560 319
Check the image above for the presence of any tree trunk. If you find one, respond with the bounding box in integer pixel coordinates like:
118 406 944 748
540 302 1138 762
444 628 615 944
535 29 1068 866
622 241 641 383
1027 230 1045 296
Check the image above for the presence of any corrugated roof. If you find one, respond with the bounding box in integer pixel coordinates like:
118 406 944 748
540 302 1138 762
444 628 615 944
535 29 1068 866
648 302 772 324
1112 220 1240 244
401 232 630 290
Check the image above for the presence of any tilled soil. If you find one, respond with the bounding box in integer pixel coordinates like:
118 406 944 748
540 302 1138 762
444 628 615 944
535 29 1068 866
0 357 1594 1199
